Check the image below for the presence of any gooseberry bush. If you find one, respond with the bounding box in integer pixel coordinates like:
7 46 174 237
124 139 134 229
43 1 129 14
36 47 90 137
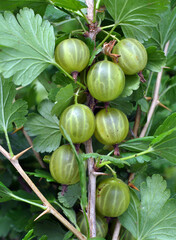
0 0 176 239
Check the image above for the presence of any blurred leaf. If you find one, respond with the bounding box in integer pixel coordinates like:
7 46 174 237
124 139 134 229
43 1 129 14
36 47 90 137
0 182 13 202
58 182 81 208
137 98 149 113
0 0 48 15
110 97 133 115
104 0 169 42
50 0 87 11
146 46 166 72
44 4 67 21
0 216 12 237
24 100 61 153
0 8 55 86
154 112 176 136
22 229 35 240
124 153 151 165
120 75 140 98
63 231 73 240
120 175 176 240
51 84 74 117
120 137 154 152
0 76 28 133
26 170 55 182
34 220 66 240
150 128 176 163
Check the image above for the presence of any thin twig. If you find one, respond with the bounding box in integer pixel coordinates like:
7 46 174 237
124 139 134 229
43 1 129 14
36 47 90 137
22 128 45 168
112 219 121 240
84 138 96 237
0 145 86 240
133 105 141 138
140 41 170 137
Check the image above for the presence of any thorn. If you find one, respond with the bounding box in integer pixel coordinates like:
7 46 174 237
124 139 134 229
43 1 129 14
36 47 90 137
13 146 33 160
34 208 50 221
144 96 152 101
157 101 172 111
128 182 140 191
12 126 24 134
93 172 109 177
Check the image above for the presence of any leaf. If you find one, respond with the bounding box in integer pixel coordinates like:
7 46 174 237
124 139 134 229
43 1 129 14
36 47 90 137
120 137 154 152
0 76 28 133
104 0 169 42
150 128 176 163
137 98 149 113
146 46 166 72
119 174 176 240
22 229 35 240
51 0 87 11
110 97 133 115
0 182 13 202
34 219 66 240
26 170 55 182
154 112 176 136
81 153 130 167
51 84 74 117
24 100 61 153
58 182 81 208
0 0 48 15
124 153 151 165
0 8 55 86
120 75 140 98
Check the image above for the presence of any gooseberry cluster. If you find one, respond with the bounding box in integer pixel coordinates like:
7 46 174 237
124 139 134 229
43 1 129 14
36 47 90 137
49 37 147 233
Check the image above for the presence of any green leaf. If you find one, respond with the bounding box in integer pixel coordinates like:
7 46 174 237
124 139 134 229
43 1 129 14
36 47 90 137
110 97 133 115
137 98 149 113
0 76 28 133
22 229 35 240
0 0 48 15
0 216 12 237
120 137 154 152
120 75 140 98
51 0 87 11
154 112 176 136
104 0 169 42
26 169 55 182
81 153 130 167
34 219 66 240
24 100 61 153
0 181 13 202
0 8 55 86
51 84 74 117
58 182 81 208
119 174 176 240
150 128 176 163
146 46 166 72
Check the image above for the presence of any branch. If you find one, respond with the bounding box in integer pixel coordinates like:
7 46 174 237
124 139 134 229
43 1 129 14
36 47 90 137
133 105 141 137
0 145 86 240
86 0 94 22
84 138 96 237
112 219 121 240
140 41 170 137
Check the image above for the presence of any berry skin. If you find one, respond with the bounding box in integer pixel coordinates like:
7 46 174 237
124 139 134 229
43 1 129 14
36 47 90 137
87 60 125 102
94 108 129 145
96 178 130 217
49 145 80 185
59 104 95 144
55 38 90 74
113 38 147 75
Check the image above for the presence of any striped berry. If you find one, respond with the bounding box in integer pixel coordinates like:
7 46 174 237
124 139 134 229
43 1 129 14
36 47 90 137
113 38 147 75
96 178 130 217
55 38 90 74
94 108 129 145
59 104 95 143
87 60 125 102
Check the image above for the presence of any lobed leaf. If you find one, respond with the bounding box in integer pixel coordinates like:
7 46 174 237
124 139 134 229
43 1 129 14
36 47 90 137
24 100 61 153
104 0 169 42
0 8 55 86
110 97 133 115
50 0 87 11
120 137 154 152
120 174 176 240
146 46 166 72
120 75 140 98
0 75 28 133
0 0 48 16
51 84 74 117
